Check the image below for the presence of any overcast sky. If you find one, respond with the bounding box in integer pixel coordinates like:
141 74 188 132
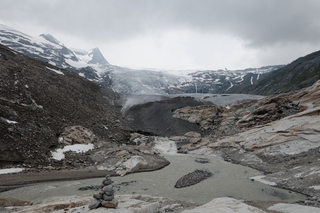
1 0 320 72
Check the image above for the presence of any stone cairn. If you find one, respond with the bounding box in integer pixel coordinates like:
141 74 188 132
88 175 118 210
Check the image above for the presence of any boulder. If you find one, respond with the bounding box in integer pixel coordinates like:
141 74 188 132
175 170 212 188
102 178 113 186
88 199 101 209
116 155 148 176
93 193 103 200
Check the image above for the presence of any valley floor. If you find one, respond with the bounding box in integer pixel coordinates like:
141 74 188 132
2 82 320 212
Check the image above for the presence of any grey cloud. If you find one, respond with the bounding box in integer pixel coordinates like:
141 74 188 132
0 0 320 47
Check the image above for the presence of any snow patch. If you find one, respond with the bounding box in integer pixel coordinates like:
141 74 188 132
309 185 320 190
226 81 233 91
250 175 277 186
46 66 64 75
0 168 24 175
1 117 18 124
250 76 253 85
51 144 94 160
48 61 57 66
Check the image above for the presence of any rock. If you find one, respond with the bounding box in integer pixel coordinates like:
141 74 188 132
116 150 129 157
116 155 148 176
195 158 210 164
184 131 201 138
102 194 114 201
101 199 118 208
93 193 102 200
78 185 101 191
88 199 101 209
0 197 32 207
130 133 152 145
58 125 95 145
292 100 300 106
189 137 201 144
175 170 212 188
102 178 113 186
173 105 223 130
102 185 114 194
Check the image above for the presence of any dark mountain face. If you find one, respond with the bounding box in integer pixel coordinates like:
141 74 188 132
239 50 320 95
0 44 127 166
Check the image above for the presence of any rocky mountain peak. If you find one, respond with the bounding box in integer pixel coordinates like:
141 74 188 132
39 33 62 46
88 47 109 66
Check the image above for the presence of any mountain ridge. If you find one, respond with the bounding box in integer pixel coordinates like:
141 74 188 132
6 24 319 95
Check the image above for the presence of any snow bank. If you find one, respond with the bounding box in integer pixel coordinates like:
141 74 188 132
0 168 24 175
46 66 64 75
51 144 94 160
309 185 320 190
250 175 277 186
0 117 18 124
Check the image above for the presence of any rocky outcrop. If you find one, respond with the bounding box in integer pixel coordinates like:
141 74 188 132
124 97 208 136
173 105 224 130
3 194 195 213
173 88 305 138
5 195 320 213
186 81 320 200
92 142 170 176
169 132 211 153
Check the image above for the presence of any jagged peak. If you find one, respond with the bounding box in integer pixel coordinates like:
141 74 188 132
88 47 109 66
39 33 62 46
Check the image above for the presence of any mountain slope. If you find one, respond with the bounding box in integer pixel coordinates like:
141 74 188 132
169 66 283 94
0 44 127 166
246 50 320 95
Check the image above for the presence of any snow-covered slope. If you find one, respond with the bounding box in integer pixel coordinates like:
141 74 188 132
0 24 282 95
170 66 283 94
0 24 111 82
0 24 185 94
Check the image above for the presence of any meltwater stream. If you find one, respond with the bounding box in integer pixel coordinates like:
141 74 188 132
0 154 306 205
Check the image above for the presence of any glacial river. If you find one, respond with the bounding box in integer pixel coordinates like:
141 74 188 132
0 154 306 205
